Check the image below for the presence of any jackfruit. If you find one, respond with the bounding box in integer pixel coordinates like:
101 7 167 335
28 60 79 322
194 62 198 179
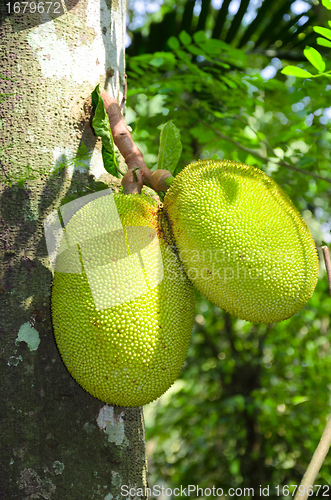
51 193 194 406
163 159 319 324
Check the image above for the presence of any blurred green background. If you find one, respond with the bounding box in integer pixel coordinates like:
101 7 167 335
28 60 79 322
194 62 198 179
126 0 331 497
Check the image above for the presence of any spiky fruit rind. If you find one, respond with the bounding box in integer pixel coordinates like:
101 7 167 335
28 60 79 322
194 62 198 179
163 160 319 324
51 193 194 406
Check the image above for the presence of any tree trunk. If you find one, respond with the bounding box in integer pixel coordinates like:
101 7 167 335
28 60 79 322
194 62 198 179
0 2 148 498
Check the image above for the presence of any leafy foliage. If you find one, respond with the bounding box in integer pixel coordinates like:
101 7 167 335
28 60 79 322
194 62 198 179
281 1 331 79
145 281 331 497
126 0 331 494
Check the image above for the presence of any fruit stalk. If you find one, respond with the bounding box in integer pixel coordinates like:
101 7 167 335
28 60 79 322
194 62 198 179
100 93 173 194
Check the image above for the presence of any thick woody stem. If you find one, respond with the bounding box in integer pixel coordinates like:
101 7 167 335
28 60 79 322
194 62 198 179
100 93 173 194
101 92 149 193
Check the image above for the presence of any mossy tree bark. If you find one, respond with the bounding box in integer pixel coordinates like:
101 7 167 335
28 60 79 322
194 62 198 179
0 2 148 498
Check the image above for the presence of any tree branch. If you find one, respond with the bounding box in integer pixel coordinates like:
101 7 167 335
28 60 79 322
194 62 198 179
322 246 331 296
188 111 331 185
294 245 331 500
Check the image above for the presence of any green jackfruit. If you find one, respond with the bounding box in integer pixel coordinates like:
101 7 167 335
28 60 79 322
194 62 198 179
51 193 194 406
163 160 319 324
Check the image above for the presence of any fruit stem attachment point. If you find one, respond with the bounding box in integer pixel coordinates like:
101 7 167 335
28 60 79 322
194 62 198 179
149 169 174 192
163 175 174 188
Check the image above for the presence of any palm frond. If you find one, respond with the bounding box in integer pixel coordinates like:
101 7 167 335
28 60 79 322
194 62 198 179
127 0 318 61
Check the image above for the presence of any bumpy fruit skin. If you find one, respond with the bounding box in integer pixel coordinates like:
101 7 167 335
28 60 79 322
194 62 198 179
51 193 194 406
163 160 319 324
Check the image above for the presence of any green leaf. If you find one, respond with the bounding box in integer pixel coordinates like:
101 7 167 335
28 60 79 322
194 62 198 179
149 57 164 67
201 39 228 57
179 30 192 45
222 76 238 89
193 31 207 43
291 396 309 405
91 84 120 178
91 85 99 109
157 120 182 175
281 66 313 78
176 49 191 62
313 26 331 40
317 37 331 48
167 36 180 50
322 0 331 9
229 459 240 475
187 44 206 57
304 46 325 72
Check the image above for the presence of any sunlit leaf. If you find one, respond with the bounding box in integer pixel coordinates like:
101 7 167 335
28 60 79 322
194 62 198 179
193 31 207 43
292 396 310 405
304 46 325 72
149 57 164 67
313 26 331 40
179 30 192 45
281 66 313 78
317 37 331 48
322 0 331 10
167 36 180 50
157 120 182 174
